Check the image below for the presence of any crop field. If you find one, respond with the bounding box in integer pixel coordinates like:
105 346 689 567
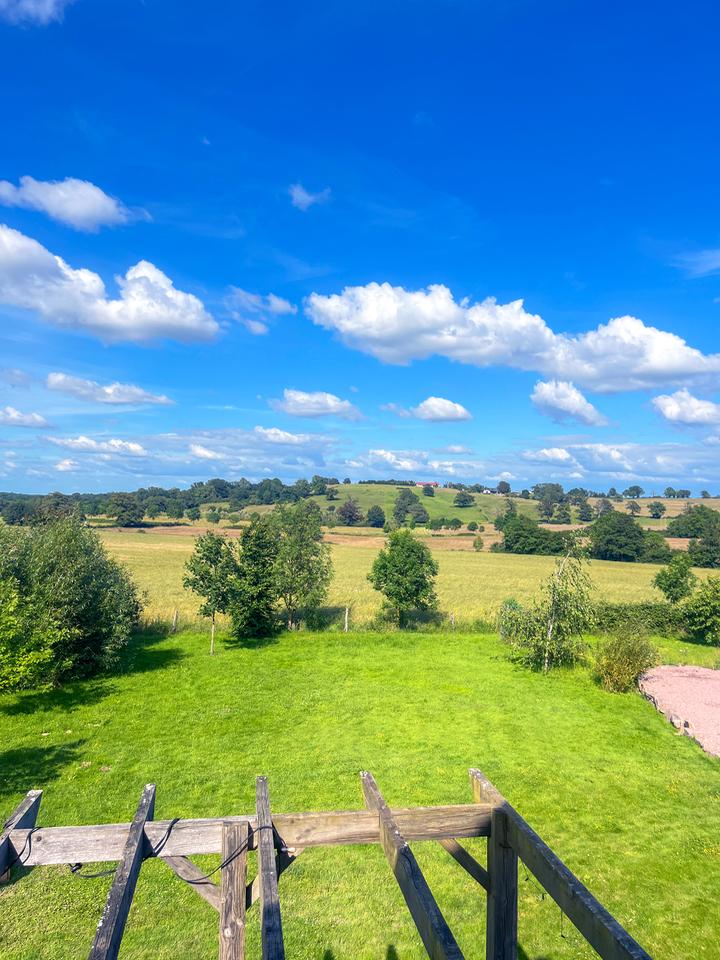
1 627 719 960
98 527 714 629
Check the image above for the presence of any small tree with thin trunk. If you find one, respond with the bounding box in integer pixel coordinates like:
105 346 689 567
626 501 641 516
183 531 236 653
273 501 332 629
368 529 438 626
228 516 279 640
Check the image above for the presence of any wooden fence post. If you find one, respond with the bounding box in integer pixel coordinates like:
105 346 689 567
486 807 518 960
344 606 349 632
171 608 178 633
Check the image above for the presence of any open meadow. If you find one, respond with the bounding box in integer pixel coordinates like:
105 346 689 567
1 626 719 960
99 526 714 630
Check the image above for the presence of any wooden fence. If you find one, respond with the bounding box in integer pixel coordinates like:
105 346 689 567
0 769 653 960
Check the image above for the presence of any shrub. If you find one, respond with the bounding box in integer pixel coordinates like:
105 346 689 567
682 577 720 644
594 634 659 692
593 600 685 636
688 527 720 568
640 531 672 563
667 505 720 539
0 519 141 690
467 521 478 531
502 515 567 556
366 504 386 528
473 536 483 551
653 554 698 603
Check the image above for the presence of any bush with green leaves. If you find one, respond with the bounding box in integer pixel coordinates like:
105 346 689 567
228 515 279 640
594 634 659 692
682 577 720 645
0 519 141 691
653 554 698 604
500 548 594 672
467 521 478 531
368 529 438 625
501 515 567 556
473 536 483 551
687 526 720 568
593 600 685 636
589 511 645 561
366 504 386 528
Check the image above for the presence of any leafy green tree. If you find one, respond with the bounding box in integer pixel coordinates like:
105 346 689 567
653 554 698 603
368 530 438 625
407 501 429 525
206 509 221 525
336 496 364 525
531 483 564 504
273 502 332 628
499 547 593 672
701 490 711 499
453 490 475 508
496 480 511 495
539 498 555 521
648 501 666 519
682 577 720 644
366 505 386 528
590 512 644 562
422 485 435 497
595 497 614 517
577 500 594 522
186 506 201 521
640 531 671 563
554 503 572 524
664 486 677 499
393 488 422 524
184 531 236 653
493 499 517 531
502 515 567 555
467 520 478 531
688 526 720 568
626 501 641 516
623 485 644 499
228 516 279 640
447 517 462 530
667 506 720 539
0 518 141 690
326 486 339 501
110 494 144 527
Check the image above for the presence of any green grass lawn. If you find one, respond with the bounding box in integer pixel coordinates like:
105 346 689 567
99 528 714 627
1 629 718 959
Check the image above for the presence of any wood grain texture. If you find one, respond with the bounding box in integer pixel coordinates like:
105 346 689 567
0 789 42 881
485 807 517 960
361 772 464 960
256 777 285 960
10 804 492 866
87 784 156 960
219 821 248 960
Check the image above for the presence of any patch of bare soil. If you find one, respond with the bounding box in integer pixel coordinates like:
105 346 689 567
639 666 720 756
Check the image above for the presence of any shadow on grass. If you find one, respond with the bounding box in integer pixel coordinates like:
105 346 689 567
1 630 186 718
223 632 279 650
0 740 86 795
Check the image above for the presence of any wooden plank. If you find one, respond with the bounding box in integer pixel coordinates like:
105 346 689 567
485 807 518 960
11 804 492 866
256 777 285 960
468 770 652 960
88 784 156 960
219 821 248 960
162 856 220 911
438 838 488 891
0 789 42 881
361 772 464 960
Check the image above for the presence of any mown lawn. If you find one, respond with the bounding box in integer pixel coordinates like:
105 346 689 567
99 528 714 627
1 629 718 959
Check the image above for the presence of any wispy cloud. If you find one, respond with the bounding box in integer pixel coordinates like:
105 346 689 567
269 388 360 420
47 372 172 405
0 0 73 25
225 287 296 335
0 405 48 427
288 183 331 211
673 248 720 278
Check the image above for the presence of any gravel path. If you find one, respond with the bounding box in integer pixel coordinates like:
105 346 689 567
640 665 720 756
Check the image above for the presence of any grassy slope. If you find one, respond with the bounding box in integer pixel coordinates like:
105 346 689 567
100 529 715 627
309 483 540 525
1 629 718 959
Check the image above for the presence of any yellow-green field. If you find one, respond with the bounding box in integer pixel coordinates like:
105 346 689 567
99 527 713 629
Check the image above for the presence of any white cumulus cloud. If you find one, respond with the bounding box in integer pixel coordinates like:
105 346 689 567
46 372 172 405
410 396 471 421
0 0 72 24
253 426 314 445
47 435 146 455
652 388 720 425
531 380 607 426
288 183 331 211
0 225 218 342
189 443 221 459
523 447 575 463
54 458 78 471
269 388 360 419
0 176 133 231
306 281 720 392
0 405 48 426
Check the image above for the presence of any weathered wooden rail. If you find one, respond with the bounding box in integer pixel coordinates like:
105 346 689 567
1 769 653 959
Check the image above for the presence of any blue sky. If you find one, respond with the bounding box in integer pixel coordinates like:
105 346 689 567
1 0 720 494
